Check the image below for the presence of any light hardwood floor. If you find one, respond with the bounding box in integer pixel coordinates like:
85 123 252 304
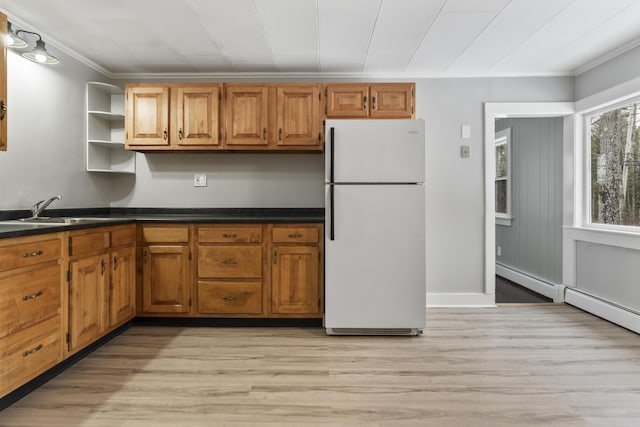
1 305 639 426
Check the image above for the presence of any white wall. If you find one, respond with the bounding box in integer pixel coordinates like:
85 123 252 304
0 49 111 210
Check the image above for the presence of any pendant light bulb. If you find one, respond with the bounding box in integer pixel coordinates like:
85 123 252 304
6 22 28 49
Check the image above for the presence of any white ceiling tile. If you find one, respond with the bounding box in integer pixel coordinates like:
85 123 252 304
448 0 573 72
187 0 276 70
443 0 511 13
318 0 382 72
494 4 638 72
363 0 446 72
406 12 499 73
254 0 319 71
1 0 640 76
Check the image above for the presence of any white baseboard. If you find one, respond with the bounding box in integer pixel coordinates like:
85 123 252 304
496 264 565 302
565 288 640 335
426 293 496 307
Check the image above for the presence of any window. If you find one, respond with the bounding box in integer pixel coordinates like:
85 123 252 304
588 98 640 227
495 128 512 226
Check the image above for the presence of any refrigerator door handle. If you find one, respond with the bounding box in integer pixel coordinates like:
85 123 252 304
330 127 335 184
329 185 335 241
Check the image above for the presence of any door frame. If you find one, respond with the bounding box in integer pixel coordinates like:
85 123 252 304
483 102 574 299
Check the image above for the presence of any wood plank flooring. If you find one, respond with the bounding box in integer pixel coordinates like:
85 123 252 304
1 305 639 426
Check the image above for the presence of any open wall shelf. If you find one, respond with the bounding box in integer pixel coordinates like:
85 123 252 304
86 82 135 174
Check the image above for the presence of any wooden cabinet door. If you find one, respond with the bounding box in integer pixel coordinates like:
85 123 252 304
276 86 321 147
109 246 136 327
225 86 269 146
325 84 370 118
68 254 107 352
369 83 414 118
126 86 169 146
175 86 221 147
0 13 6 151
142 245 190 313
271 245 319 314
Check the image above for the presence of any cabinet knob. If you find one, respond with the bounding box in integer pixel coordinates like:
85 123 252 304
22 290 44 301
23 344 43 357
113 255 119 271
363 96 367 110
278 128 283 140
0 100 6 120
178 128 184 139
101 258 106 275
263 128 267 140
372 96 376 110
163 129 168 140
22 250 43 258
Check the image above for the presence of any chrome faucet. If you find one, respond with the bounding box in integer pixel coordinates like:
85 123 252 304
31 195 61 218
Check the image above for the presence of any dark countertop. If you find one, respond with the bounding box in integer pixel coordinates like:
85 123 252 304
0 208 324 239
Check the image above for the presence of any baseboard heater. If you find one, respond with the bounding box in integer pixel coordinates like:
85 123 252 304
326 328 422 336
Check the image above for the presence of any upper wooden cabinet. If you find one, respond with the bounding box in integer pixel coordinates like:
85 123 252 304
224 83 322 150
126 85 169 147
0 13 7 151
124 81 416 152
225 85 269 147
276 85 321 147
325 83 415 119
125 83 222 151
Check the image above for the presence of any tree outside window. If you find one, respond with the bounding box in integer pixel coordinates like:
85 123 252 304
590 100 640 226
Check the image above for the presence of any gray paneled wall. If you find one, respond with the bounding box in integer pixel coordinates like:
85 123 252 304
495 118 563 284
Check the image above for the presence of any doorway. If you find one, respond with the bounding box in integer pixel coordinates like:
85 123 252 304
484 103 574 304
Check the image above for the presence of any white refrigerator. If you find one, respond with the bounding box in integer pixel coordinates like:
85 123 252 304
324 119 426 336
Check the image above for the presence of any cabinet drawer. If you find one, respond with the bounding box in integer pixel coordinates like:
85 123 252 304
0 315 61 394
272 227 319 244
69 231 110 256
143 227 189 243
197 281 262 314
0 238 60 271
111 225 136 247
198 246 262 279
0 263 60 338
198 226 262 243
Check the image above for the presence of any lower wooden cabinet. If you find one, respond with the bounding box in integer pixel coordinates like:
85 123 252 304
1 315 62 394
139 225 192 315
0 233 63 397
66 225 136 354
68 253 107 352
270 225 323 316
109 246 136 327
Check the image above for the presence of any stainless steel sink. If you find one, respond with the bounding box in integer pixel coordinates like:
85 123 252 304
16 217 115 224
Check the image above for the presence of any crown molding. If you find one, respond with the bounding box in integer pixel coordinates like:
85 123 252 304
574 37 640 76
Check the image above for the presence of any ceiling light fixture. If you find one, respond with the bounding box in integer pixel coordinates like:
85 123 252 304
9 28 59 64
6 22 28 49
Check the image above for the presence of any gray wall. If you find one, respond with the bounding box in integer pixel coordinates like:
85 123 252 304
575 45 640 100
110 152 324 208
576 242 640 313
495 118 563 284
0 49 111 210
418 78 573 295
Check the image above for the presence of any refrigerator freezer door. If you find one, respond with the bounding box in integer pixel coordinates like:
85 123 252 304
324 184 426 330
325 119 425 184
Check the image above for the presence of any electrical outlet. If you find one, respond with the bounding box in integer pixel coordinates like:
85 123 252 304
497 246 502 257
193 174 207 187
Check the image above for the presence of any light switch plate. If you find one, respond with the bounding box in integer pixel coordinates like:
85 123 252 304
461 125 471 139
194 174 207 187
460 145 470 158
